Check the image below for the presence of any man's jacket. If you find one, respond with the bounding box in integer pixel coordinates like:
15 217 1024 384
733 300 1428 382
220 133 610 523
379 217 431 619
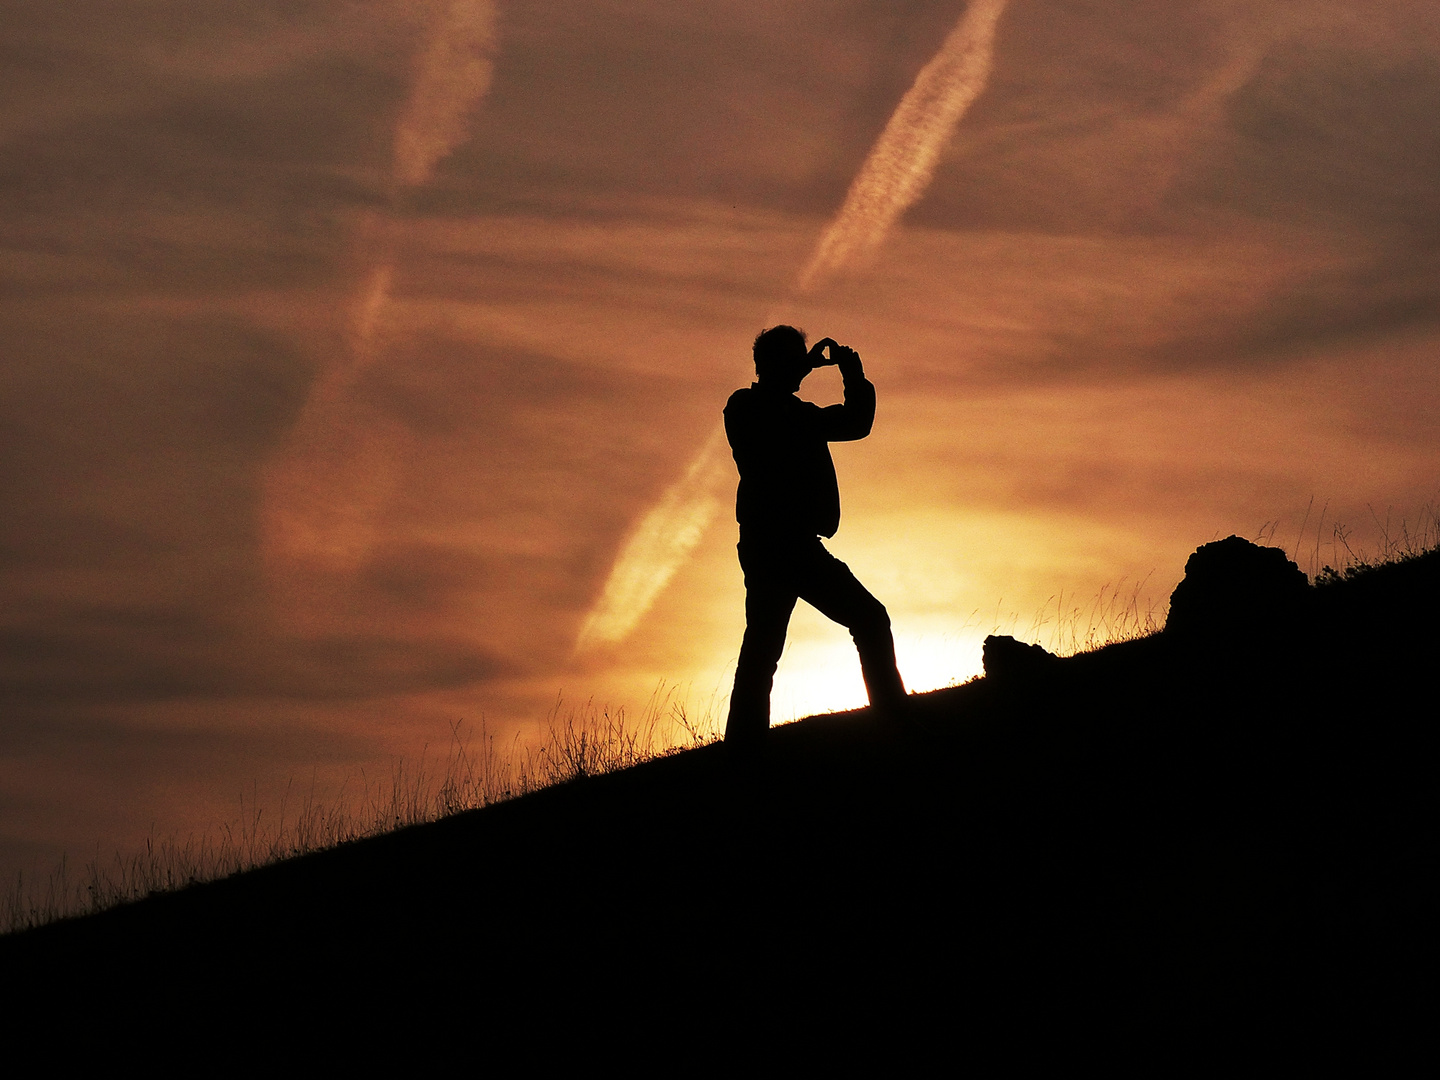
723 368 875 540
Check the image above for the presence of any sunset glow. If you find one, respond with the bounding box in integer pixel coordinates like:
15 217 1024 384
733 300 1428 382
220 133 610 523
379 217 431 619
3 1 1438 889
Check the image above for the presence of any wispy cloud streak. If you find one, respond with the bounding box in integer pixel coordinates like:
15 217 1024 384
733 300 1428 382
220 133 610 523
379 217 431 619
261 262 401 583
798 0 1007 291
262 3 498 599
575 427 731 651
394 0 499 187
575 1 1008 653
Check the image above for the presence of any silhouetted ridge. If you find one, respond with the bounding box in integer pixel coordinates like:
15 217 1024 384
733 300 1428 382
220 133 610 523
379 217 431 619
4 537 1434 1049
1313 543 1439 649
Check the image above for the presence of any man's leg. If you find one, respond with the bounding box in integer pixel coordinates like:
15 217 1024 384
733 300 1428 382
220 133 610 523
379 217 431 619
796 541 908 714
726 544 799 749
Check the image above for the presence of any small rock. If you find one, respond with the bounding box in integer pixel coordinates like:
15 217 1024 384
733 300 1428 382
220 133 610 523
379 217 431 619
983 635 1058 681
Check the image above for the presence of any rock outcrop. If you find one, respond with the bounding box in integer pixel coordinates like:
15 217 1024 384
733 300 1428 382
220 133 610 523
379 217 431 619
1165 535 1308 643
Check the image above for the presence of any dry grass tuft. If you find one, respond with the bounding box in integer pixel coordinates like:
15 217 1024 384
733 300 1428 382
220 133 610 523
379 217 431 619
1022 574 1166 658
4 686 722 934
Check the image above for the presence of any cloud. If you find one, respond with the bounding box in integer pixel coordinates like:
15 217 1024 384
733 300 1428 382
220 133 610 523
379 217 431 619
575 426 730 651
261 264 405 580
393 1 499 187
0 617 503 706
798 0 1008 291
261 1 500 618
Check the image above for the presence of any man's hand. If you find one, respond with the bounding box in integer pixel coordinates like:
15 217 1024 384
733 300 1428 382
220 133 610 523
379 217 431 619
807 337 840 367
808 337 863 381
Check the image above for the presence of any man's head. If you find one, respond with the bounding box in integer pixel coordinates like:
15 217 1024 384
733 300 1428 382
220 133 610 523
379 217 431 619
753 325 808 390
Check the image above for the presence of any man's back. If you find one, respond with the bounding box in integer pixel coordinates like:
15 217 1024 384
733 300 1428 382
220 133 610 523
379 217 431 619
724 369 875 540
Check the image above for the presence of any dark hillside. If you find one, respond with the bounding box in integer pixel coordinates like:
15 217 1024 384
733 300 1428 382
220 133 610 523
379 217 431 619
4 540 1434 1047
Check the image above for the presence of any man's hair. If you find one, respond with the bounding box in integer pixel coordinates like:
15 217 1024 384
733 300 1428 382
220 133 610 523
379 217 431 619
753 325 807 379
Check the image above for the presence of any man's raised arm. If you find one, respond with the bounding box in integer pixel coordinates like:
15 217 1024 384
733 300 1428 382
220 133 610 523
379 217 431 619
814 341 875 442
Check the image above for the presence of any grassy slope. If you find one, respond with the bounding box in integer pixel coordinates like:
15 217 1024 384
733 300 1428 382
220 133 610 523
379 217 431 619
3 549 1434 1044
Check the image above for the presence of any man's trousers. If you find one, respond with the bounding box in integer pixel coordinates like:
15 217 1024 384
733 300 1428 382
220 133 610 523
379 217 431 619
725 534 906 747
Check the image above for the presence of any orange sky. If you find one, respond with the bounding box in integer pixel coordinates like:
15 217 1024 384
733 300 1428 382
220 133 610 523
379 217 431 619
2 0 1438 885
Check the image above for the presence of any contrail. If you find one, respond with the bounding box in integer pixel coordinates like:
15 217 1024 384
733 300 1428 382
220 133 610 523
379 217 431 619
575 1 1008 652
575 427 732 651
262 3 498 588
394 0 499 187
798 0 1007 292
261 263 401 577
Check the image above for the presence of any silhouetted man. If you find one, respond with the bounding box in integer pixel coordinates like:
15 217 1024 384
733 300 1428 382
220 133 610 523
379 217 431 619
724 325 906 750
